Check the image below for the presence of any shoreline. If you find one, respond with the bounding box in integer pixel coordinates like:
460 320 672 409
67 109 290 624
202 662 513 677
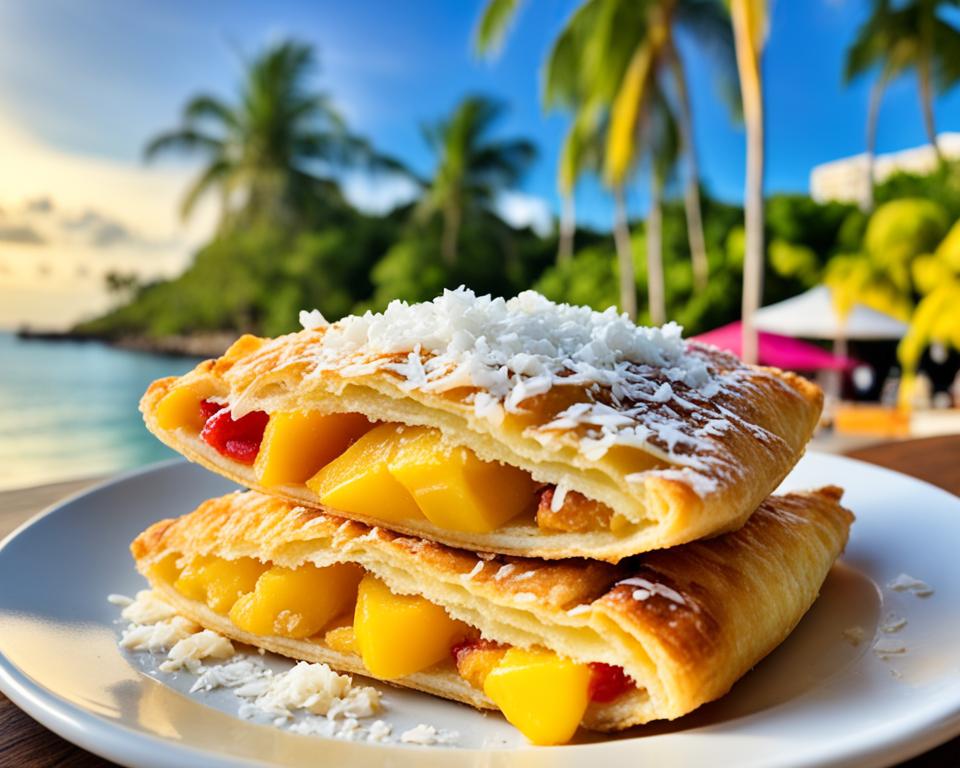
15 327 236 359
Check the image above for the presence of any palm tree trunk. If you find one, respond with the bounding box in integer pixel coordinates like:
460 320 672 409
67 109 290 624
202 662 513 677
918 7 943 164
918 63 942 163
558 193 576 264
442 204 461 266
646 176 666 326
612 187 638 321
665 41 709 294
863 74 886 212
731 0 766 366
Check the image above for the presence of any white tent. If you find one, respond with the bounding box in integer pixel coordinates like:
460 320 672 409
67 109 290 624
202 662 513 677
754 285 908 341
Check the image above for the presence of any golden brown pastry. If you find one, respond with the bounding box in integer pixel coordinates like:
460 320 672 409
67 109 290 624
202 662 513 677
132 485 852 744
141 289 823 561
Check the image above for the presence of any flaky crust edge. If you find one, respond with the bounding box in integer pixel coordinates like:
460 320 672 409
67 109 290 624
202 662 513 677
132 486 852 730
140 328 823 561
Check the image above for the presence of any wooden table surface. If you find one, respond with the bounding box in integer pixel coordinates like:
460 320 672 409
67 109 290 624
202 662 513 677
2 439 960 767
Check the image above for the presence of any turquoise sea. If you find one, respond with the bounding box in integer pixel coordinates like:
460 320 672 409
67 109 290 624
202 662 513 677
0 332 203 490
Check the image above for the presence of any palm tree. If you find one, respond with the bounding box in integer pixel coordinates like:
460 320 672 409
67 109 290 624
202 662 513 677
416 95 536 266
728 0 768 365
846 0 960 211
646 90 682 326
144 40 395 229
556 109 604 264
477 0 737 296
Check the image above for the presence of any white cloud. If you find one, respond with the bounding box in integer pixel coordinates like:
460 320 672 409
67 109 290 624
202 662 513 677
0 112 219 329
340 172 420 215
495 191 555 237
0 113 214 248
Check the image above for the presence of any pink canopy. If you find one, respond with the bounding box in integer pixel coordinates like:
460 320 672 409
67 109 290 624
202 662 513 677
691 321 859 372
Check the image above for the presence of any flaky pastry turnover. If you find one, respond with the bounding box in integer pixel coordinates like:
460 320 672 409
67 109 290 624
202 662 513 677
141 289 823 561
132 486 852 744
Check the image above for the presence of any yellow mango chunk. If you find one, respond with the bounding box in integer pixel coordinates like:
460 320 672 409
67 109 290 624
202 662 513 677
173 555 214 602
254 411 372 488
172 555 267 614
202 558 268 614
148 552 182 584
353 574 470 679
306 424 425 524
155 386 209 431
483 648 591 746
388 429 537 533
229 563 363 639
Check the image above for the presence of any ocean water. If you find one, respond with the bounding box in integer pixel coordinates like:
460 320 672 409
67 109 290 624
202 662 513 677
0 332 203 490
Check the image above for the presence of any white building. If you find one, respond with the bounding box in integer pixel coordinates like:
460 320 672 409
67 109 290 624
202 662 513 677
810 133 960 207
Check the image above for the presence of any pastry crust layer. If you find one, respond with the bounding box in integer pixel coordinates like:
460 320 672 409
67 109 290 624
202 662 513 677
140 325 822 561
132 486 852 730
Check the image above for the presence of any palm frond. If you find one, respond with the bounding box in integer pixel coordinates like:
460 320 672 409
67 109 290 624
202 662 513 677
182 94 239 130
143 129 224 162
933 16 960 90
605 41 657 186
558 105 603 194
179 159 232 221
475 0 524 55
676 0 741 116
543 0 603 108
471 139 537 187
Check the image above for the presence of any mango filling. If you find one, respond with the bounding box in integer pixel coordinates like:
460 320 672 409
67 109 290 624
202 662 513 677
156 553 637 745
155 386 617 535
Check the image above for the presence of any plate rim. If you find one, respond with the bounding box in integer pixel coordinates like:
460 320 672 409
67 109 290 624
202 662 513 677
2 452 960 768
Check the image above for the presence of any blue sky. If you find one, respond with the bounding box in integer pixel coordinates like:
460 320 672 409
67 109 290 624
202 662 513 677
1 0 960 232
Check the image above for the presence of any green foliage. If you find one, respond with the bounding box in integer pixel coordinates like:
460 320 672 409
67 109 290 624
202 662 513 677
144 39 407 231
362 239 449 311
911 253 952 295
822 199 949 324
417 95 536 265
899 279 960 373
874 162 960 219
535 242 620 310
825 252 913 321
837 208 869 252
76 211 401 339
864 198 949 268
534 199 745 334
765 195 857 259
933 219 960 271
769 239 819 287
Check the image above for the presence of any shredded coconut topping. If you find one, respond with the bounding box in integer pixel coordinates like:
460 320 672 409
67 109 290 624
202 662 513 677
107 593 133 607
618 576 687 606
873 639 908 659
119 615 198 653
887 574 934 597
462 560 486 581
299 308 328 330
112 594 461 747
320 288 712 399
121 589 179 625
271 288 795 501
190 658 272 693
400 723 460 746
881 615 908 634
159 630 235 673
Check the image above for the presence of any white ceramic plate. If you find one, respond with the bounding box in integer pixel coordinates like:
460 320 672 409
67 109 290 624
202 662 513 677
1 453 959 767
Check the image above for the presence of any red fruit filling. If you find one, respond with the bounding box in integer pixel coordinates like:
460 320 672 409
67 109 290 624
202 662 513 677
200 402 269 464
587 662 634 703
199 399 223 422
